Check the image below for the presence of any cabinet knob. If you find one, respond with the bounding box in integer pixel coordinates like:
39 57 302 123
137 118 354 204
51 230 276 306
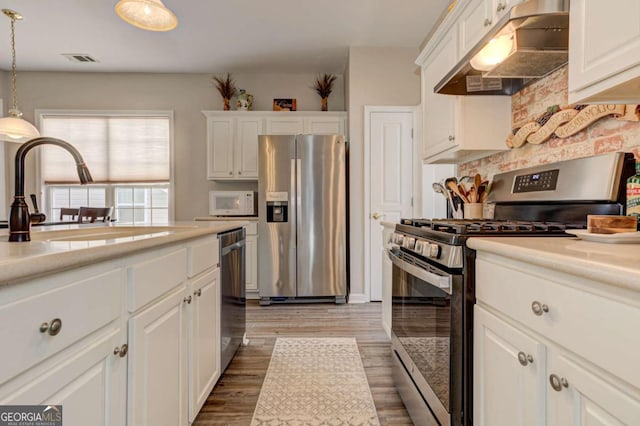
39 318 62 336
229 171 233 175
184 295 192 304
238 171 242 175
194 289 202 297
113 344 128 358
549 374 569 392
448 135 455 142
484 18 492 27
517 351 534 366
497 2 506 12
531 301 549 316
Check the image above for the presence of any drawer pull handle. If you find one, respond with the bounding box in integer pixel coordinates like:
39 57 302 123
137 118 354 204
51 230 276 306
113 344 128 358
184 295 192 304
549 374 569 391
448 135 455 142
497 3 506 12
531 301 549 316
484 18 492 27
39 318 62 336
194 289 202 297
517 351 534 366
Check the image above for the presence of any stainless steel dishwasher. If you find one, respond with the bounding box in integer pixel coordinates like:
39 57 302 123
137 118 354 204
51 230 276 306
219 227 246 372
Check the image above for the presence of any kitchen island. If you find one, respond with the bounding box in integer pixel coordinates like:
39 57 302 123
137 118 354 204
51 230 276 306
0 221 248 426
468 236 640 425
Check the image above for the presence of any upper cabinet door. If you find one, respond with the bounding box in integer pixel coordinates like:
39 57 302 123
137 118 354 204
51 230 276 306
569 0 640 103
458 0 492 59
303 117 345 135
206 117 235 179
235 117 263 179
265 117 304 134
422 28 458 159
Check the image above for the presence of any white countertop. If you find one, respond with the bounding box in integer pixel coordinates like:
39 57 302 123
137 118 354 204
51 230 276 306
194 216 259 222
467 236 640 292
0 221 248 286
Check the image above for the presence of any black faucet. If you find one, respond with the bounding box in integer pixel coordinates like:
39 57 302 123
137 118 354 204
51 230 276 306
9 137 93 242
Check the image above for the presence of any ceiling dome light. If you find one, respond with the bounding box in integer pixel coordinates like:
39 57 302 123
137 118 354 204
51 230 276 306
470 34 514 72
115 0 178 32
0 9 40 143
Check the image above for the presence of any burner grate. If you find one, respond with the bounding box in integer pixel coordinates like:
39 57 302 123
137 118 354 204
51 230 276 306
400 218 585 236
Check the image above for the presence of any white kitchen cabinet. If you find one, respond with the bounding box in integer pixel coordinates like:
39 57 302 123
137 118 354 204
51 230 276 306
474 252 640 425
265 116 304 134
204 112 347 181
204 113 262 180
458 0 524 59
188 268 220 423
569 0 640 104
128 284 189 426
548 348 640 425
418 24 510 164
474 306 545 426
0 263 127 426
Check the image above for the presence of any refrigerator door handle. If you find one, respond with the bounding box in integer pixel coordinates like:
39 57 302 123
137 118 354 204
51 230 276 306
296 158 302 253
291 158 297 249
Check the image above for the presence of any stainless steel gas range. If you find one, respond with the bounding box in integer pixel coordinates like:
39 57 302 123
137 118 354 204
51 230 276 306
389 152 636 426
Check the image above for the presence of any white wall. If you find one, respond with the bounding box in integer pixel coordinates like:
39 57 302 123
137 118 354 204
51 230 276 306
0 71 344 220
346 46 421 302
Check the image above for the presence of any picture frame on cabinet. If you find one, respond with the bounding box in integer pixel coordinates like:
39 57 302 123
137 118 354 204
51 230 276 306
273 99 296 111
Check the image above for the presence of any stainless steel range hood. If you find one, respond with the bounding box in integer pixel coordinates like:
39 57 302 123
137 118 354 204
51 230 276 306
435 0 569 96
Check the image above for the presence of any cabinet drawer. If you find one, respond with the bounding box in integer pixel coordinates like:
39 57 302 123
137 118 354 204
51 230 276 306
189 237 219 278
476 258 640 387
0 268 122 385
127 248 187 312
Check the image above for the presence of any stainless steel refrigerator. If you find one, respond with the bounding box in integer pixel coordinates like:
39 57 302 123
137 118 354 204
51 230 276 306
258 134 347 305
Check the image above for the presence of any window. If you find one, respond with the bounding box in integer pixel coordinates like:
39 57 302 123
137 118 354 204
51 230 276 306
39 111 172 225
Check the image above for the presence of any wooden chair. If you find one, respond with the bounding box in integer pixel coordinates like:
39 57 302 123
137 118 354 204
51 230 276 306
77 207 113 223
60 208 80 221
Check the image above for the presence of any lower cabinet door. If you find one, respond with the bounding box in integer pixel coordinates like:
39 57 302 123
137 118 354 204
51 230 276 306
189 269 221 422
245 235 258 293
128 285 188 426
547 349 640 425
474 306 546 426
0 326 126 426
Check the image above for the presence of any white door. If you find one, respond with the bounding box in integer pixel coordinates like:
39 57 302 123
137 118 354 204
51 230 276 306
547 348 640 425
128 285 188 426
474 306 546 426
189 269 220 422
368 110 414 301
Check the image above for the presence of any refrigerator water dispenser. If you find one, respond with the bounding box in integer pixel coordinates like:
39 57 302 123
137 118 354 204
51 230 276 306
266 201 288 222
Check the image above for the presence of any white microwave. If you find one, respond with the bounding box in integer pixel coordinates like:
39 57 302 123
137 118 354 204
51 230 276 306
209 191 258 216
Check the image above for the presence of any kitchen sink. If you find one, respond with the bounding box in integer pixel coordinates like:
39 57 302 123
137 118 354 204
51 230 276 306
30 226 199 242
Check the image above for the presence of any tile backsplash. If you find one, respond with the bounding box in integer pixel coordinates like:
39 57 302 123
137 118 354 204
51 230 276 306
458 66 640 179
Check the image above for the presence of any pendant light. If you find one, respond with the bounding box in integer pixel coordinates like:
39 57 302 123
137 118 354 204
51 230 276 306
115 0 178 32
0 9 40 143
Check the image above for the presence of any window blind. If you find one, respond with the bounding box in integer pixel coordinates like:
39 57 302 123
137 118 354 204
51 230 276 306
41 115 170 184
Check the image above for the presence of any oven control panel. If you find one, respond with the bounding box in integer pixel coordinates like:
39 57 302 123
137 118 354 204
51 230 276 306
392 233 441 260
513 169 559 193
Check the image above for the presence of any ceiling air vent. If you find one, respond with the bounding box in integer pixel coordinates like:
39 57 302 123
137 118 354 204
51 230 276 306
62 54 99 63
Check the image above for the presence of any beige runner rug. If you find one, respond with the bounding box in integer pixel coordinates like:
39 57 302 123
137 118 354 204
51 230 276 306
251 337 381 426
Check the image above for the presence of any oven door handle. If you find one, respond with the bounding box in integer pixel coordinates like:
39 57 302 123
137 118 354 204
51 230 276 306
387 248 452 294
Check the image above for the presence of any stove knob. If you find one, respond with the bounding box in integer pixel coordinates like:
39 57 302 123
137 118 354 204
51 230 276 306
427 243 441 259
414 241 424 254
403 237 416 250
394 234 404 244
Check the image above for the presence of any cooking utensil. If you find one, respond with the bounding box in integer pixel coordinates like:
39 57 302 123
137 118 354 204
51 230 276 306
474 174 482 195
458 182 470 203
447 181 469 203
433 182 456 212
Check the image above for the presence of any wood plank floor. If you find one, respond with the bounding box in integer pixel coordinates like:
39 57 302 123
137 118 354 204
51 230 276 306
193 300 412 425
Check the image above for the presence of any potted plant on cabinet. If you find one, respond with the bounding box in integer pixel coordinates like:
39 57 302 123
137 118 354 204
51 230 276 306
313 74 337 111
212 73 237 111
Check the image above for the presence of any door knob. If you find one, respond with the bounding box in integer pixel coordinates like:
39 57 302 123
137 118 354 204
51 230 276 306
371 212 385 220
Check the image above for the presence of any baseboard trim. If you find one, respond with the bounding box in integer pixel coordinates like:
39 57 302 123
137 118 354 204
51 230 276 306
348 293 369 304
